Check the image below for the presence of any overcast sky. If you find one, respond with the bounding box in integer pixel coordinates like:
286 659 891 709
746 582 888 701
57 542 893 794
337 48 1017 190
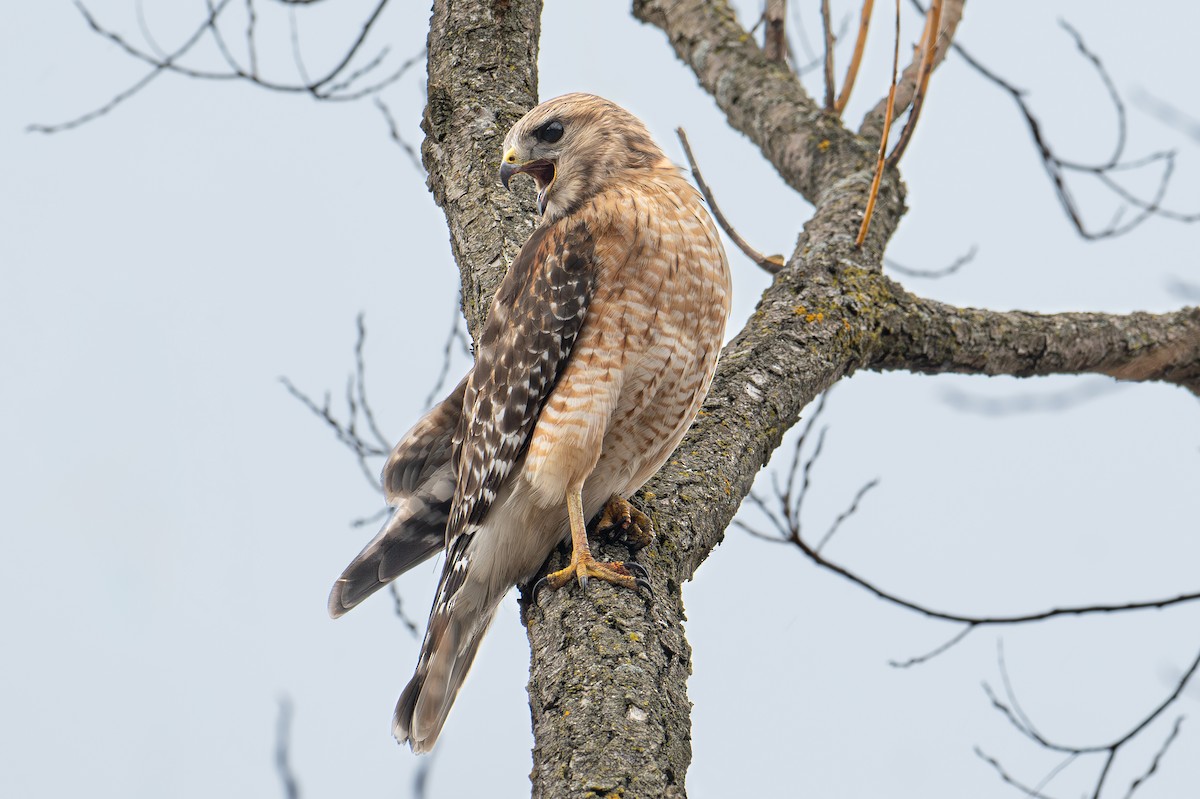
4 2 1200 798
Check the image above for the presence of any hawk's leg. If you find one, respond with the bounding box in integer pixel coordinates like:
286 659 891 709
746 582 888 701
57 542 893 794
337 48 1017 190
541 489 650 592
594 493 654 551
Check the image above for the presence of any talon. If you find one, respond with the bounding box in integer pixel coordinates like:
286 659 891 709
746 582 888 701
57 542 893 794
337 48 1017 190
532 575 551 599
579 572 590 589
596 494 655 551
635 577 653 595
623 561 649 580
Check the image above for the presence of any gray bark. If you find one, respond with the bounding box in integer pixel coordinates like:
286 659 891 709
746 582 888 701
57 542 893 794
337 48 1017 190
420 1 1199 797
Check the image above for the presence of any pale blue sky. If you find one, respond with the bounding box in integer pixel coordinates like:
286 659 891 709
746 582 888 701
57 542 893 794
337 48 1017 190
3 2 1199 797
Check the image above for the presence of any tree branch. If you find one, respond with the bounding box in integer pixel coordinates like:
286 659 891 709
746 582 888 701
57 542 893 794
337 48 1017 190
860 0 963 142
634 0 892 217
872 289 1200 396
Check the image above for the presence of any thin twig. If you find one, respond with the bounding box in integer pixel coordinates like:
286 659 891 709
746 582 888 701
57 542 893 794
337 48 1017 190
424 295 472 409
886 0 943 167
30 0 234 133
885 244 976 278
375 96 426 173
834 0 874 114
275 697 301 799
911 1 1200 238
888 625 973 668
763 0 787 63
980 641 1200 799
855 0 900 248
388 583 421 637
676 128 785 273
820 0 836 110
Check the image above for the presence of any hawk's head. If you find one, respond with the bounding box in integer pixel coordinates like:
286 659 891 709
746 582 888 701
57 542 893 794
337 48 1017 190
500 93 670 221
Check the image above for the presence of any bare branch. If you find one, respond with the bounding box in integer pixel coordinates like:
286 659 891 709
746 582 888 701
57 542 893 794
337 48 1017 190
763 0 787 63
1133 88 1200 142
981 642 1200 799
861 0 962 141
873 291 1200 396
834 0 875 114
375 97 426 172
423 296 473 410
676 128 784 273
856 0 900 247
29 0 234 133
885 244 976 278
936 12 1200 238
941 379 1123 416
886 0 944 167
820 0 836 110
388 583 420 637
274 697 301 799
35 0 418 136
1123 717 1185 799
888 625 973 668
279 316 393 493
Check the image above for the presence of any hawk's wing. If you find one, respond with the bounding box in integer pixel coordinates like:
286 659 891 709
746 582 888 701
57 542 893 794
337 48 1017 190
446 220 598 544
394 219 600 750
327 376 467 618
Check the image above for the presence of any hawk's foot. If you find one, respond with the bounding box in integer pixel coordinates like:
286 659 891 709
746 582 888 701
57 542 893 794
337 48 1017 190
537 555 650 595
595 494 654 551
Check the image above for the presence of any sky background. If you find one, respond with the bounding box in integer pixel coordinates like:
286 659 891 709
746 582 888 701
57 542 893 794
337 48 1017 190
3 1 1200 797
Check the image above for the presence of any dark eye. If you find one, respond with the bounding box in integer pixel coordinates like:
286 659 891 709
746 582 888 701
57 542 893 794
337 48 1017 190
537 120 564 144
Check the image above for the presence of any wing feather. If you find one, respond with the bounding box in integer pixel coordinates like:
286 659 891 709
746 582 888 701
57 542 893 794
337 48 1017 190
444 220 599 545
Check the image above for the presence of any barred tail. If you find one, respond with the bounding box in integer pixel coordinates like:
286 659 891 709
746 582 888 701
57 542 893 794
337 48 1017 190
393 603 497 753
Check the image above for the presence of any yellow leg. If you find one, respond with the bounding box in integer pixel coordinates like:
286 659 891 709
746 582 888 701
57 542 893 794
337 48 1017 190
541 488 649 591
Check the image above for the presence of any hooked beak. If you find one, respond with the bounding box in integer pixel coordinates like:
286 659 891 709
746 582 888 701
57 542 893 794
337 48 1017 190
500 150 556 214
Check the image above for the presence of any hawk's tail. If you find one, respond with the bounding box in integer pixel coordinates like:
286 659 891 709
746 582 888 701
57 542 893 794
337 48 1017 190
393 601 497 753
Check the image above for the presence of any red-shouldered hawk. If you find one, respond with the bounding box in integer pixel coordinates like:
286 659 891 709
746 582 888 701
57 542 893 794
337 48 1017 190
328 93 731 752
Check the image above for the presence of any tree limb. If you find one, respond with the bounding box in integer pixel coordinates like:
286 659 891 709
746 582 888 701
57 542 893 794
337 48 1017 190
871 290 1200 396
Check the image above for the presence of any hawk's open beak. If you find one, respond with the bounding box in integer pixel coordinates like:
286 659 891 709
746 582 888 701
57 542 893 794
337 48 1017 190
500 151 556 213
499 160 522 191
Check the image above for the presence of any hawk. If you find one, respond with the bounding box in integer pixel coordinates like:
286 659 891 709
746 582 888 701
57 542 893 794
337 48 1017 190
328 93 732 752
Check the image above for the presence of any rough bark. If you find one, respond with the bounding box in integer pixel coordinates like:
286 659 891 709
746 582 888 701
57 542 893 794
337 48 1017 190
422 0 543 339
873 292 1200 395
420 1 1199 797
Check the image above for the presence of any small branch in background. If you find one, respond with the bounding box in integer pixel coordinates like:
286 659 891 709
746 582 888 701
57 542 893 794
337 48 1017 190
977 640 1197 799
1133 88 1200 143
834 0 875 115
941 378 1123 416
375 97 426 173
351 507 390 528
32 0 422 134
885 243 976 278
860 0 961 141
388 583 421 637
886 0 944 167
763 0 787 63
412 752 437 799
676 128 785 274
280 314 391 492
275 697 301 799
888 626 974 668
423 295 473 409
930 9 1200 238
734 392 1200 674
855 0 900 248
1165 277 1200 302
820 0 837 110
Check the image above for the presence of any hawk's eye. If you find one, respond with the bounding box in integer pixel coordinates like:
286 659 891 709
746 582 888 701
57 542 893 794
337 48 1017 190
537 120 564 144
